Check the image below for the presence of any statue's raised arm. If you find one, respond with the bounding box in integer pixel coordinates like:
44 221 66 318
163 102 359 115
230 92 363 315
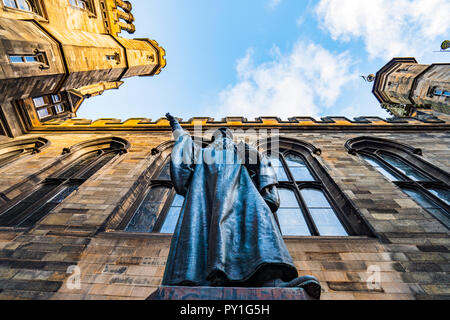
165 113 184 140
165 113 198 196
165 112 180 130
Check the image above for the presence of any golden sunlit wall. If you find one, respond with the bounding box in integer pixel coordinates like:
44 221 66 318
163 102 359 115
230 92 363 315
0 0 165 137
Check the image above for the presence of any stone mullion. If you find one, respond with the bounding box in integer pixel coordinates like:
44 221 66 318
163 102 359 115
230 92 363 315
280 154 321 236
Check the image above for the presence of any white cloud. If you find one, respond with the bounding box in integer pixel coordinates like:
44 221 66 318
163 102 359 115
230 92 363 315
316 0 450 60
214 41 358 120
268 0 281 10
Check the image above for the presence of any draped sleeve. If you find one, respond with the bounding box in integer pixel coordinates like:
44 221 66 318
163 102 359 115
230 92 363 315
258 153 280 213
170 130 199 196
239 143 280 213
258 153 278 191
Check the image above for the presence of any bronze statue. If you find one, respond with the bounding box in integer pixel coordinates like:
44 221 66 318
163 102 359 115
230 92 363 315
162 113 321 299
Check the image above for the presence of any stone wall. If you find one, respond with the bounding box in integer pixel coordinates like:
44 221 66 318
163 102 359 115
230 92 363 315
0 1 165 138
412 64 450 114
384 63 429 105
0 129 448 300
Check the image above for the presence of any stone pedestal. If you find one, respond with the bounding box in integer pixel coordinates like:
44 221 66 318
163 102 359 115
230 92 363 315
147 286 315 300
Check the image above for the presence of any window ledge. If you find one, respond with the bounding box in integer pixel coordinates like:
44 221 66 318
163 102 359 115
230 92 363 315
69 4 96 18
97 230 173 240
2 6 48 22
98 231 377 242
0 226 28 233
282 235 377 242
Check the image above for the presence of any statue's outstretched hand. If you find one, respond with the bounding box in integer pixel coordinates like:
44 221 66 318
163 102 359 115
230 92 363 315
166 113 175 122
165 113 182 132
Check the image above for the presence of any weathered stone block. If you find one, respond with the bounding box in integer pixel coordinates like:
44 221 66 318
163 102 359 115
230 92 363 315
148 286 315 300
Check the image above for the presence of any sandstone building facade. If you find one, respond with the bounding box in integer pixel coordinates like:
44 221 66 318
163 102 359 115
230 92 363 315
0 1 449 301
0 116 448 300
0 0 166 137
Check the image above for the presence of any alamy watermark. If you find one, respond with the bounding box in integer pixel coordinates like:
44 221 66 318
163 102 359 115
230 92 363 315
366 265 382 291
66 265 81 290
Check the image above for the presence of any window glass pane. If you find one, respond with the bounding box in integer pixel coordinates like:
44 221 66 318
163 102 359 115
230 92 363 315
159 207 182 234
52 94 61 103
269 156 283 167
158 160 171 180
277 208 311 236
279 188 300 208
24 55 37 63
9 55 23 63
379 153 428 181
428 188 450 205
19 184 80 228
277 188 310 236
23 183 59 204
33 97 46 107
309 209 348 236
403 188 450 227
0 182 58 227
3 0 17 9
48 184 79 204
55 104 64 113
301 188 348 236
361 155 400 181
284 153 307 167
16 0 31 11
70 0 87 9
284 154 315 181
301 188 331 208
269 156 289 181
403 188 440 210
78 152 116 180
0 148 120 228
37 108 50 119
289 166 315 181
160 194 184 233
427 209 450 227
171 193 185 206
55 151 98 179
125 186 172 233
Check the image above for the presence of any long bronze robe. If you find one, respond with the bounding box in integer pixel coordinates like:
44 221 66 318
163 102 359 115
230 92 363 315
162 130 298 286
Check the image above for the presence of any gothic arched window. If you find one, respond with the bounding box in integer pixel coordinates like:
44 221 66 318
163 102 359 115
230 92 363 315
69 0 94 14
2 0 40 14
109 139 206 234
123 156 184 234
346 136 450 228
111 137 374 237
32 93 70 121
261 137 375 237
0 137 129 228
0 137 49 169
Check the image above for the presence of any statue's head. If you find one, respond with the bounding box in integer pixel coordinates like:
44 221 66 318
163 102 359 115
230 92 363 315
211 127 233 142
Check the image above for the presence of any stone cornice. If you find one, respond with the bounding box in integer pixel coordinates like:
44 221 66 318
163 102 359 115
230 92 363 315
31 115 450 132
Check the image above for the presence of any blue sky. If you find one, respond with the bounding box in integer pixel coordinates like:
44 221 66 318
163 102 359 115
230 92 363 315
78 0 450 121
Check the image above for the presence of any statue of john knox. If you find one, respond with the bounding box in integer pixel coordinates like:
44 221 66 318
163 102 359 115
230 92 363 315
162 113 321 299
